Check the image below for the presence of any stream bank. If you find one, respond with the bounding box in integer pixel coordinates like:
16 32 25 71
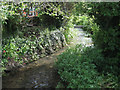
2 27 93 88
2 47 67 88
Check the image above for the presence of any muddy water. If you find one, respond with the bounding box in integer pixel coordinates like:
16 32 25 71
2 27 93 88
2 47 67 88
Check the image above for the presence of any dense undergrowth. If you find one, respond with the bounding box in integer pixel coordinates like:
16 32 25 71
1 2 75 74
55 2 119 88
1 13 74 73
56 45 119 88
2 26 69 73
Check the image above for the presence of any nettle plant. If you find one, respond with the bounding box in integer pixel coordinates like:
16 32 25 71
2 35 42 66
2 37 29 66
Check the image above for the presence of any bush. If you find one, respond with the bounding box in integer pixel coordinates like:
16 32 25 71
72 3 120 77
63 16 77 43
2 37 32 67
2 26 67 73
56 45 101 88
72 15 100 35
73 3 120 75
55 44 119 88
2 15 21 38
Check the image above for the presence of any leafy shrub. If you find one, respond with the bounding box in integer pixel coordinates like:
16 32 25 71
81 46 119 75
74 3 120 75
73 3 120 77
2 37 30 67
55 44 119 88
92 27 120 76
63 17 76 43
56 45 101 88
2 15 21 38
93 27 120 57
2 33 42 68
72 15 100 35
2 26 67 73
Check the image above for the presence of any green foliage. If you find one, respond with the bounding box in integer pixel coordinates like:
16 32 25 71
74 2 119 51
82 46 119 75
0 2 23 23
93 28 120 55
2 26 67 73
72 15 100 35
2 15 21 38
38 14 63 29
1 2 74 38
56 3 119 88
62 16 75 43
56 45 100 88
56 82 64 88
2 27 50 66
2 37 30 66
74 2 120 17
35 2 75 29
74 3 120 76
1 2 74 73
56 44 119 88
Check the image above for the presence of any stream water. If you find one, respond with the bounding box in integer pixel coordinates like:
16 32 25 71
2 47 66 88
2 27 93 88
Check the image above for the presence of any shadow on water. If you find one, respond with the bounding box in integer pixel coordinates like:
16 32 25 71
3 65 59 88
2 47 67 88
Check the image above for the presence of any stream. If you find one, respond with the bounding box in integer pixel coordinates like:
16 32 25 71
2 27 93 88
